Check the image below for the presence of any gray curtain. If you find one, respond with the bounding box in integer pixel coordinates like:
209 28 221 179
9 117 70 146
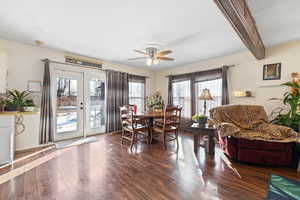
222 65 230 105
168 76 173 105
106 70 129 132
39 59 53 144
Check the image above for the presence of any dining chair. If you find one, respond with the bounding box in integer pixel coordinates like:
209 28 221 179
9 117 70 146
152 106 182 149
119 105 149 150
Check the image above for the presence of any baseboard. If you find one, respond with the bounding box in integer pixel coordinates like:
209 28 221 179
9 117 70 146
15 143 54 152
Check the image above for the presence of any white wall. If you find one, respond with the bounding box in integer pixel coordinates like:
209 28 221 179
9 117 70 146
0 39 155 96
0 43 8 93
155 40 300 115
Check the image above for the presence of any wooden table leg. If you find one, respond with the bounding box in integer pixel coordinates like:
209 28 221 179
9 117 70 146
207 134 215 155
194 134 199 153
148 118 154 144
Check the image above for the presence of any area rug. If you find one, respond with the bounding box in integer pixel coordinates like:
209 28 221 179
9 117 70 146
55 137 98 149
266 174 300 200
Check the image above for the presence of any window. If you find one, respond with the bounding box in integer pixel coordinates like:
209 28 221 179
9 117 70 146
129 76 146 114
172 80 191 118
195 78 222 116
169 68 226 122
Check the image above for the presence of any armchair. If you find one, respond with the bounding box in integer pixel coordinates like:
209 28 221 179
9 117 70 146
210 105 298 166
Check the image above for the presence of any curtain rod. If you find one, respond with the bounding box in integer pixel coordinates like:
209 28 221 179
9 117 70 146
165 65 235 78
41 58 149 78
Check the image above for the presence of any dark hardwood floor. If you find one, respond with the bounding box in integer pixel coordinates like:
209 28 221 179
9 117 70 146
0 132 300 200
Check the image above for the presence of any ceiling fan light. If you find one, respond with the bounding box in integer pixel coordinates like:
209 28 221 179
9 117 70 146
146 58 152 66
153 59 159 65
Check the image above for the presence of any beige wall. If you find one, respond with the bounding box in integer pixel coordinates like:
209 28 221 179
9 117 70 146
155 40 300 115
0 39 155 97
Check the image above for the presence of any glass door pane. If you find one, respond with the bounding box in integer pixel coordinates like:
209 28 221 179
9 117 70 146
85 72 106 135
53 70 84 141
56 77 78 133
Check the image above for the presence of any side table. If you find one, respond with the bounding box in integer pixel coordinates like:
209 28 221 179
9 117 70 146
184 125 217 155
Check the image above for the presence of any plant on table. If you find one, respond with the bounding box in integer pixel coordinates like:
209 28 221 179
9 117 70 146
192 114 208 124
146 92 164 111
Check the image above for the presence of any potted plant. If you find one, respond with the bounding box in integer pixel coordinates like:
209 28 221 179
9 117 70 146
23 98 35 112
146 92 164 112
4 99 18 112
192 114 208 126
5 89 31 112
0 97 6 112
270 73 300 132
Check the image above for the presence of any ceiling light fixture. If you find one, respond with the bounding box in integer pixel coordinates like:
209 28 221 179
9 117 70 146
128 46 174 66
35 40 44 46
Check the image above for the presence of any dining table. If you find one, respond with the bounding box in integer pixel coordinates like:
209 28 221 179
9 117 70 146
134 111 165 126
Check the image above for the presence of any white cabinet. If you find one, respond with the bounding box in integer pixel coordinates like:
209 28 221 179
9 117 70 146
15 113 40 151
0 116 14 165
0 52 8 93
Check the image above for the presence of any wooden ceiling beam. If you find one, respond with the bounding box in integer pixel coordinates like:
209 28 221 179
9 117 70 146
213 0 265 60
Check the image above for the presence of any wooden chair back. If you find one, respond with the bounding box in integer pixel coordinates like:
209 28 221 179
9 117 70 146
119 105 138 130
120 105 133 128
162 106 182 130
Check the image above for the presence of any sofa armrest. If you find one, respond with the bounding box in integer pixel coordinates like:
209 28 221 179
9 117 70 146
256 123 298 140
218 122 240 137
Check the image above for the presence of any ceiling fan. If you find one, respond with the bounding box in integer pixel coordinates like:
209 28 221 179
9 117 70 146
128 47 174 66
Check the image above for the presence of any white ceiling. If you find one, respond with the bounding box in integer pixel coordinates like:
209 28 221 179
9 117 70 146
247 0 300 47
0 0 299 70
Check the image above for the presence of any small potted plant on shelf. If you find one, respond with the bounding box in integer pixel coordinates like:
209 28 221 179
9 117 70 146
146 92 164 112
192 114 208 126
23 98 35 112
5 89 31 112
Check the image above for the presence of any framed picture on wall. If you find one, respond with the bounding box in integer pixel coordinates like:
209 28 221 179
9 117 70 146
27 80 42 93
263 63 281 80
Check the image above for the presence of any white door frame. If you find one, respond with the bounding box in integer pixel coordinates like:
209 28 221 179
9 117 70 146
50 63 106 141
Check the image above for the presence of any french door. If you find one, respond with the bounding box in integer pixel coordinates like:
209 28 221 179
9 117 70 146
52 67 106 142
53 70 84 141
85 71 106 135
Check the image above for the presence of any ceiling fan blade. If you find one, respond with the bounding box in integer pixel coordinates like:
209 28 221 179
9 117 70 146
157 50 173 56
157 57 175 61
128 57 147 61
134 49 148 55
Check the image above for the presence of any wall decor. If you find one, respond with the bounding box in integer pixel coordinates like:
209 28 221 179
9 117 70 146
263 63 281 80
27 80 41 93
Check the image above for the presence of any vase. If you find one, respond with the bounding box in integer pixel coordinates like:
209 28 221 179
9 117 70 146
24 106 35 112
197 117 208 126
4 106 17 112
